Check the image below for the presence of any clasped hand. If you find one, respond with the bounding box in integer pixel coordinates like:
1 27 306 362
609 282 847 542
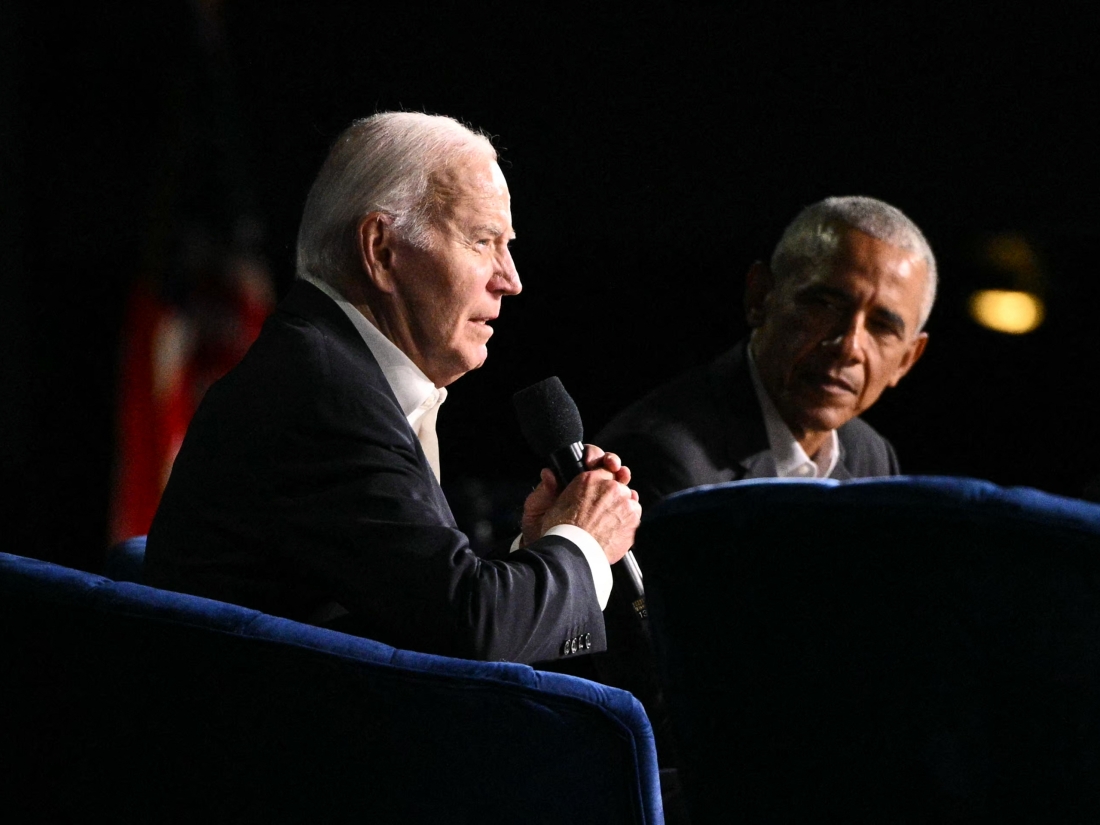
520 445 641 564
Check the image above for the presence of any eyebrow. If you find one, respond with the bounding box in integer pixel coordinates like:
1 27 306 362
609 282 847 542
803 284 908 335
871 307 907 335
471 224 516 240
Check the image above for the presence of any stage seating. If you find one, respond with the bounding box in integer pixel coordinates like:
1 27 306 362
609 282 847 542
103 534 147 582
0 550 663 823
638 475 1100 823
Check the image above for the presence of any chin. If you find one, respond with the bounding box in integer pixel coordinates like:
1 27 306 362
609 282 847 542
816 410 857 433
439 351 487 385
793 405 856 435
467 344 489 369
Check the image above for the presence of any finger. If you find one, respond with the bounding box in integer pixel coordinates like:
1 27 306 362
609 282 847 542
599 451 623 473
540 467 559 493
583 468 617 484
582 443 606 469
613 463 632 485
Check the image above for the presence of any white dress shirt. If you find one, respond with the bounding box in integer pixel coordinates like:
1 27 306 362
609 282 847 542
302 276 613 608
745 344 840 479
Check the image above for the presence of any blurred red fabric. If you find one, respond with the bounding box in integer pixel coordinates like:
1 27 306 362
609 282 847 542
110 255 273 544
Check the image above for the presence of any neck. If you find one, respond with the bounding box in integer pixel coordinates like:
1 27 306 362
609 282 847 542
328 274 401 353
791 426 831 460
350 297 383 330
349 292 454 388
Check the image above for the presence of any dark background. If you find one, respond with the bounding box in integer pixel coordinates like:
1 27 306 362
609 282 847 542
4 3 1099 571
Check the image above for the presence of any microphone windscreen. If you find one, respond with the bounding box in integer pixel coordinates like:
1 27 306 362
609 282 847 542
512 376 584 456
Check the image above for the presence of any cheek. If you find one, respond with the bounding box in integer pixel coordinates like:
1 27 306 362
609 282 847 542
860 352 898 395
446 288 485 342
780 316 828 359
879 351 911 388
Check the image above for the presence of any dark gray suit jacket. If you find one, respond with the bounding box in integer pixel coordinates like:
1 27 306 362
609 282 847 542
146 280 603 664
596 341 900 509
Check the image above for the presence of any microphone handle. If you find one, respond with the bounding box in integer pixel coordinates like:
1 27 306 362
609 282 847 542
548 443 586 486
548 443 647 615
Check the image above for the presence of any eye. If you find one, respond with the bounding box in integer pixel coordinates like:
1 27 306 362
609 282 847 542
800 291 841 311
868 316 904 340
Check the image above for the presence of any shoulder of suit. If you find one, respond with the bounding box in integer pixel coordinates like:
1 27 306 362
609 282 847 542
229 282 407 429
837 414 888 445
837 415 899 475
597 345 744 441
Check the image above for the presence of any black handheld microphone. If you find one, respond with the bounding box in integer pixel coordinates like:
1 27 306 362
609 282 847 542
512 377 647 618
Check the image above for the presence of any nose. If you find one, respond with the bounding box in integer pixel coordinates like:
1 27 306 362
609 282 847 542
492 245 522 296
822 313 867 362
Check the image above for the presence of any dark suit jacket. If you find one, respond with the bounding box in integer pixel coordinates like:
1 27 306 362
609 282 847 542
596 341 900 509
587 341 900 789
146 280 603 664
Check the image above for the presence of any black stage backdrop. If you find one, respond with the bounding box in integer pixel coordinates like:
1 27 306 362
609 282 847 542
4 3 1099 570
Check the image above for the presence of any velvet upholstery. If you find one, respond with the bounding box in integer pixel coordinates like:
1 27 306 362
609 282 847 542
0 551 663 823
103 534 147 583
639 475 1100 823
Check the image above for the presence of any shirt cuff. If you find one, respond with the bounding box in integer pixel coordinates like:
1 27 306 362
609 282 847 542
547 524 613 610
510 527 613 610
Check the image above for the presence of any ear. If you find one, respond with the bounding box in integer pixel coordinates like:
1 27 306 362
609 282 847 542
357 212 399 294
888 331 929 387
744 261 774 329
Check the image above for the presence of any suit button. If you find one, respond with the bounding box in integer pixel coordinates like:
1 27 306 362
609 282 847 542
584 633 591 649
562 640 571 656
570 638 578 654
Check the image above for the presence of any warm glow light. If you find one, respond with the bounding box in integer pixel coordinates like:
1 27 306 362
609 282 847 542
968 289 1045 334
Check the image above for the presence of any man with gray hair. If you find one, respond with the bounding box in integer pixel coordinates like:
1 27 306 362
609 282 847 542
145 112 641 665
596 195 934 514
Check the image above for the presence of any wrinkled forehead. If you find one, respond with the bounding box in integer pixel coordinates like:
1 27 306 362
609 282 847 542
428 158 513 242
432 153 509 204
801 228 928 311
801 227 926 283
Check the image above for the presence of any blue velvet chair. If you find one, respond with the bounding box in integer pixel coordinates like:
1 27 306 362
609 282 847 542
1 550 663 823
638 475 1100 823
103 534 147 582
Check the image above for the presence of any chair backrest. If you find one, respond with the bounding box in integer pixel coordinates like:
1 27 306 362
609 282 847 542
104 534 146 582
637 475 1100 823
1 551 663 824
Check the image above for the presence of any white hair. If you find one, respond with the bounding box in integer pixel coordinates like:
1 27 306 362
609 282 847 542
770 196 938 330
295 111 496 284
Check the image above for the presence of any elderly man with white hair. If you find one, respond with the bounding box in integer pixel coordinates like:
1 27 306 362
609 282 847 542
596 195 936 512
145 112 641 665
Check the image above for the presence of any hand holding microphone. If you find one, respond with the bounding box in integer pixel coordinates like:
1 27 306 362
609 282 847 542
513 377 646 601
522 446 640 563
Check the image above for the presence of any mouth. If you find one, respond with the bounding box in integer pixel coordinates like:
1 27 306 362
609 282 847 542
469 317 496 335
800 371 856 396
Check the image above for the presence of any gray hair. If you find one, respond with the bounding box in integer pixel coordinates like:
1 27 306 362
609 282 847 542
770 196 938 330
295 111 496 283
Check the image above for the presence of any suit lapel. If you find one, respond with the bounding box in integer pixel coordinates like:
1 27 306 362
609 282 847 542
278 280 457 524
830 447 853 480
709 342 770 480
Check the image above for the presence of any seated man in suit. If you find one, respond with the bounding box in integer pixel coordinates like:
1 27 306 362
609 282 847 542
597 195 935 512
145 112 642 666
